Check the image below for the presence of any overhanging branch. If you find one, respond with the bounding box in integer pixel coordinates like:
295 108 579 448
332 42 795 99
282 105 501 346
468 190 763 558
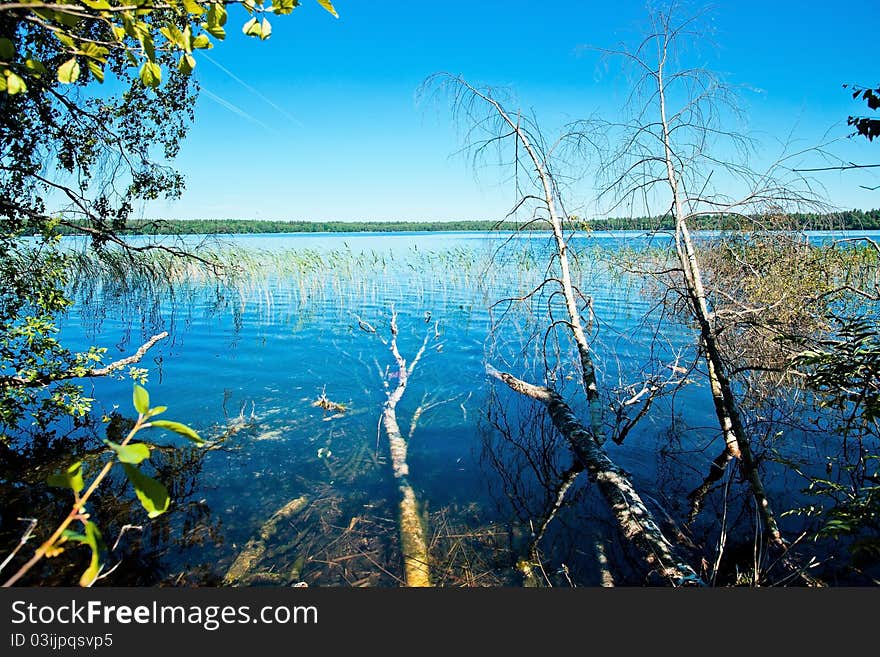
0 332 168 390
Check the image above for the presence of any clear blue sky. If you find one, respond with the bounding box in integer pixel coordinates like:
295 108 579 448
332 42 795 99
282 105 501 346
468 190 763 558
146 0 880 222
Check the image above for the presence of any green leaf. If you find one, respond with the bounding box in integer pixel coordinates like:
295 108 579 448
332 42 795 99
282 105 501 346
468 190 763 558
183 0 206 15
147 405 168 418
86 60 104 83
242 17 262 37
140 33 156 61
47 461 84 494
182 25 193 52
105 440 150 464
61 529 87 544
80 0 112 9
208 2 228 24
272 0 299 15
191 34 212 50
178 54 196 74
5 71 26 95
317 0 339 18
79 521 104 587
57 57 80 84
205 3 228 38
133 384 150 415
259 18 272 40
203 22 226 40
54 32 76 51
122 463 170 518
0 38 14 60
149 419 204 445
80 42 109 61
54 9 81 29
25 58 48 76
160 24 187 50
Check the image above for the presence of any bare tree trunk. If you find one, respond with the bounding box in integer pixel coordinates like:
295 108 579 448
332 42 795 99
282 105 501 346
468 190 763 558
444 77 606 444
487 364 702 585
656 56 783 546
378 311 434 587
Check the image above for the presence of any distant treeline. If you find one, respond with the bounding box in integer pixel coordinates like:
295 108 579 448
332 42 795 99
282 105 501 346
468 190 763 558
49 210 880 235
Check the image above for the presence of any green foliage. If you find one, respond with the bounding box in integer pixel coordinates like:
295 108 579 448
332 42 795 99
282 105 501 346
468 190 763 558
20 385 203 586
45 210 880 236
105 440 151 464
789 314 880 561
62 521 105 587
793 315 880 424
149 419 205 444
47 461 85 494
0 224 103 438
0 0 337 445
794 472 880 563
133 384 151 416
122 463 170 519
0 1 338 98
844 84 880 141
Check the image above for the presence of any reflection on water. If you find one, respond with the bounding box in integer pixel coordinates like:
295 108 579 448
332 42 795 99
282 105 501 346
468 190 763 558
31 230 870 586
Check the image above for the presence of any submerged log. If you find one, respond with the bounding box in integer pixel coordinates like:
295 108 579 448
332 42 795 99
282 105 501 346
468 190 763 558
223 495 309 586
312 388 347 413
379 311 434 587
487 364 702 586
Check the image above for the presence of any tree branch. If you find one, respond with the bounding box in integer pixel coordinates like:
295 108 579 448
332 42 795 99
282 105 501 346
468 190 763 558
0 332 168 390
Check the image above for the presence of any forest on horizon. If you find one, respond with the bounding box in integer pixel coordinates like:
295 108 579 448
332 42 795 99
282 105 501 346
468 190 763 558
48 209 880 235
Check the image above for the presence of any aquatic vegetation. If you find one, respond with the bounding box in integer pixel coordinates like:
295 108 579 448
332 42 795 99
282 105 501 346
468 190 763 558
6 227 877 587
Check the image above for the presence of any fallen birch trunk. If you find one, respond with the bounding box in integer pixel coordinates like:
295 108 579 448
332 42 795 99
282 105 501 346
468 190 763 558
224 495 309 586
487 364 702 586
369 310 435 587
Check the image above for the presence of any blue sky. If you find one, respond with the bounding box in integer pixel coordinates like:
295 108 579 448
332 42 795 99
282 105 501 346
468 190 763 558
146 0 880 222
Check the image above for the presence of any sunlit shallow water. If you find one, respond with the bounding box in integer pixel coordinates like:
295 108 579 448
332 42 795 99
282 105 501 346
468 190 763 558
43 230 874 585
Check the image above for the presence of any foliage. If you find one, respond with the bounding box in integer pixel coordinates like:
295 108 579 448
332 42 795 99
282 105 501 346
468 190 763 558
776 307 880 562
794 315 880 425
43 209 880 236
0 1 337 239
3 384 203 586
0 1 338 96
0 0 338 442
0 221 101 439
845 84 880 141
0 0 337 585
699 234 877 380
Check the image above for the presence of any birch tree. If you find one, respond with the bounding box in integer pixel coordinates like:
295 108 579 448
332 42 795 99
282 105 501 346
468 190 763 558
575 6 825 549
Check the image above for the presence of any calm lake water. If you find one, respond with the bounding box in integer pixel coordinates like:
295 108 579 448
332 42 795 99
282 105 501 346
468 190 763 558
52 230 875 585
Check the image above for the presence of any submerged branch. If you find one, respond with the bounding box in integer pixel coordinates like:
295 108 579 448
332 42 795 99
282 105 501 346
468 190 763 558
486 364 702 585
379 310 435 587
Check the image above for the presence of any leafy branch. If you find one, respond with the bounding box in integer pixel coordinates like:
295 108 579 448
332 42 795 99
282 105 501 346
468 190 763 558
1 384 204 587
0 0 339 95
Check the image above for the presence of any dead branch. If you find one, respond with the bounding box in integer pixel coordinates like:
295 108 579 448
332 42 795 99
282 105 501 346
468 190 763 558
522 461 585 583
0 519 38 576
0 331 169 389
432 72 606 443
487 364 702 585
223 496 310 586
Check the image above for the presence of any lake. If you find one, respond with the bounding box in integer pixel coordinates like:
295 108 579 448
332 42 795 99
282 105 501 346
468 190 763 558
50 230 875 586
